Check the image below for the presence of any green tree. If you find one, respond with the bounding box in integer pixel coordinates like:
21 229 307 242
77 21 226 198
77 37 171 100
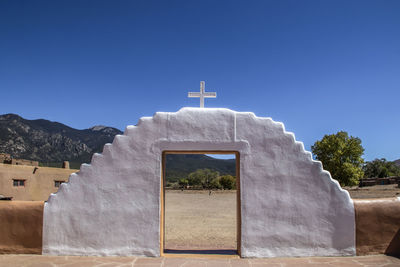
219 175 236 190
209 177 222 189
188 169 219 189
363 158 400 178
311 131 364 186
178 178 189 189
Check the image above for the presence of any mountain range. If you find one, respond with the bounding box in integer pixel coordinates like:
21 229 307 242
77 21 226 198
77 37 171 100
165 154 236 182
0 114 122 169
0 114 236 177
1 113 398 178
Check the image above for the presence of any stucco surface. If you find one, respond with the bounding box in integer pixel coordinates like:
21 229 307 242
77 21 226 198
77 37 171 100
354 198 400 256
43 108 355 257
0 201 43 254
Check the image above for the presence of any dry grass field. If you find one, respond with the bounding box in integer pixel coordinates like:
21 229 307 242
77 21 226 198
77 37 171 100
164 190 237 251
164 184 400 251
345 184 400 199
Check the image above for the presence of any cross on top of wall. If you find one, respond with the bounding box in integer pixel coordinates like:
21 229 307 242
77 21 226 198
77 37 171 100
188 81 217 108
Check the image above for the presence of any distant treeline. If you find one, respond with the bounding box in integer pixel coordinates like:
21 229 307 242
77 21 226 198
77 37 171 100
363 158 400 178
166 168 236 190
165 154 235 183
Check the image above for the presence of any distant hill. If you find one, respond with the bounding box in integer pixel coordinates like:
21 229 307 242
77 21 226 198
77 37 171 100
165 154 236 182
0 114 237 175
0 113 122 169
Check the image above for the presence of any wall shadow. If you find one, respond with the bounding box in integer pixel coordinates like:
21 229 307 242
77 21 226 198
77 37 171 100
385 228 400 258
164 249 238 255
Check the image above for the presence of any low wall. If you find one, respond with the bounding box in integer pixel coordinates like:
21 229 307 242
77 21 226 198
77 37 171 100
0 201 44 254
354 198 400 256
0 198 399 256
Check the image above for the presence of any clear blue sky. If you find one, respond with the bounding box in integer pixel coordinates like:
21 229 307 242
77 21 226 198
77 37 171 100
0 0 399 161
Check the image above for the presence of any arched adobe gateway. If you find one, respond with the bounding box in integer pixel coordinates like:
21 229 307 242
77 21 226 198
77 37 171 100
43 108 355 257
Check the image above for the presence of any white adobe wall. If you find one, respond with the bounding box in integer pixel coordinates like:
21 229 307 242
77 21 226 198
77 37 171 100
42 108 355 257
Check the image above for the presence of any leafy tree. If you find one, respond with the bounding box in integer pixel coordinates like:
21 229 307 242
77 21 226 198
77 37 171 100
165 181 174 188
363 158 400 178
210 177 222 189
311 131 364 186
188 171 203 187
178 178 189 189
188 169 219 189
219 175 236 190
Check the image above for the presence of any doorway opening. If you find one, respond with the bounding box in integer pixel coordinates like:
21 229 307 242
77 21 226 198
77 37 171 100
161 151 240 257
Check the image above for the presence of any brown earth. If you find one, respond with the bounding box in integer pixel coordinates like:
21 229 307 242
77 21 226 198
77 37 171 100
345 184 400 199
165 190 237 251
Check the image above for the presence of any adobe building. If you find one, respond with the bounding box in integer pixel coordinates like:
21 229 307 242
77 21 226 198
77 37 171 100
0 160 77 201
0 153 39 166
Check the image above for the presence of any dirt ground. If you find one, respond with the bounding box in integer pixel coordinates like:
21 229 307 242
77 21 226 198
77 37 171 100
165 190 237 251
345 184 400 199
164 184 400 251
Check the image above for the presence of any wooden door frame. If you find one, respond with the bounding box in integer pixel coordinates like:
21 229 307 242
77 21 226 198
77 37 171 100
160 150 241 257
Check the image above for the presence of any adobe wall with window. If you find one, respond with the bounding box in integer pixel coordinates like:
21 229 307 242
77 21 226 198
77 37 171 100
43 108 356 258
0 163 77 201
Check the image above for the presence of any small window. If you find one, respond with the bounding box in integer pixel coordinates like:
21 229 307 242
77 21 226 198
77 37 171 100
54 180 65 188
13 179 25 187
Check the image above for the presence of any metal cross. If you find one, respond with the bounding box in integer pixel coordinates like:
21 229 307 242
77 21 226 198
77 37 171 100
188 81 217 108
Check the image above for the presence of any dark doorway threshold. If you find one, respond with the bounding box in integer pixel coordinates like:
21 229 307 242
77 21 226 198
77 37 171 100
164 249 238 255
